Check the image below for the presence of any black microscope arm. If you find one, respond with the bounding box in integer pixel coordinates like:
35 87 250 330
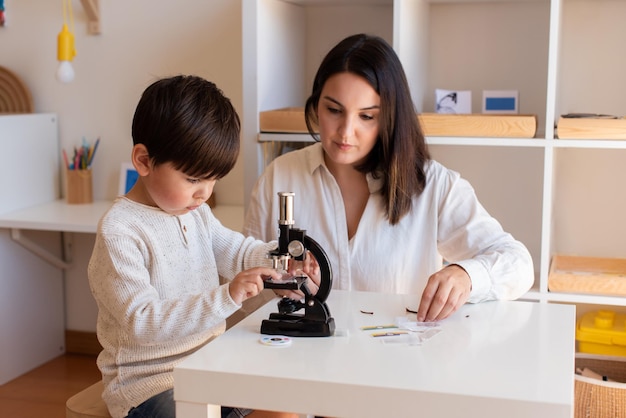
303 235 332 303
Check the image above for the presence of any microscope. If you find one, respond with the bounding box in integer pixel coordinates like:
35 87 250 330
261 192 335 337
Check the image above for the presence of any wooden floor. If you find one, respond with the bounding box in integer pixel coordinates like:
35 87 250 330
0 354 101 418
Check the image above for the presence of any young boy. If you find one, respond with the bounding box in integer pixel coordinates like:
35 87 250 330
88 75 296 418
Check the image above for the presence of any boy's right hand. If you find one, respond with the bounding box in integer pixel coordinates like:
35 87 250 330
229 267 281 305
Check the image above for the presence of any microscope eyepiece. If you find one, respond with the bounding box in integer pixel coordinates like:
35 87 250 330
278 192 295 226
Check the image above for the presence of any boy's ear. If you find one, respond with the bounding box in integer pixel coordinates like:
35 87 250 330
131 144 151 176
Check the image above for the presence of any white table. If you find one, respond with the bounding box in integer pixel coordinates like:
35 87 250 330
174 290 575 418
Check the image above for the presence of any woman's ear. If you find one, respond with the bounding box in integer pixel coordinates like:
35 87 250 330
131 144 151 176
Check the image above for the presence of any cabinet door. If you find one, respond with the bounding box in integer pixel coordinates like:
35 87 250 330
0 114 59 213
0 114 64 384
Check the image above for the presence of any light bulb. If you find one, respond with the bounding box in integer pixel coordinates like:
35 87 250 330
56 23 76 83
56 61 75 83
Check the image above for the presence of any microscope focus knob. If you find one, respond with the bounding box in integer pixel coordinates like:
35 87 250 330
288 240 305 258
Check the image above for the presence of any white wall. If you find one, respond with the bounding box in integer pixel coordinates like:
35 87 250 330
0 0 244 331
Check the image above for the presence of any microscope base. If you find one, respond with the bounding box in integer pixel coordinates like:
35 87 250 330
261 313 335 337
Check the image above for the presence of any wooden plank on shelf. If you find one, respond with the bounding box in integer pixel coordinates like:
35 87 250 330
260 107 312 133
549 254 626 297
557 116 626 139
259 108 537 138
418 113 536 138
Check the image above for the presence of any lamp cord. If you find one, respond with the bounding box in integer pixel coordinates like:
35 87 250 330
62 0 74 33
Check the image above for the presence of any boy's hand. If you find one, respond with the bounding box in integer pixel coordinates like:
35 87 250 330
229 267 280 305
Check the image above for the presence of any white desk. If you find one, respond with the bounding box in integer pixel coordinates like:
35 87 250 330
0 199 245 268
0 199 112 233
0 198 244 383
0 199 244 234
174 290 575 418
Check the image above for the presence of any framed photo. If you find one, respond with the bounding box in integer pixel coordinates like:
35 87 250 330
435 89 472 114
482 90 519 114
118 162 138 195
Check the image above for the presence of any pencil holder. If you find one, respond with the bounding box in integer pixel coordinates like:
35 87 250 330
66 169 93 204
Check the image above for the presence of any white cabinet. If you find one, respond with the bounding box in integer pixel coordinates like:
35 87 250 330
241 0 626 308
0 114 65 384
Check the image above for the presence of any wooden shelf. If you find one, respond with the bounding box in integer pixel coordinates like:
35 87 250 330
419 113 536 138
557 117 626 140
260 108 537 138
549 255 626 297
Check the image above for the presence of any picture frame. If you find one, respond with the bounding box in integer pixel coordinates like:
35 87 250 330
435 89 472 114
118 162 138 195
482 90 519 114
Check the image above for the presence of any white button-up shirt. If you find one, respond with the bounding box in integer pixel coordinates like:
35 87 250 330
244 143 533 303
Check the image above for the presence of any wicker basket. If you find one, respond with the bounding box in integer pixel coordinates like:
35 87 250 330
549 255 626 296
575 353 626 417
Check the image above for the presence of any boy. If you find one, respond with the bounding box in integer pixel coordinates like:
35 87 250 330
88 75 295 418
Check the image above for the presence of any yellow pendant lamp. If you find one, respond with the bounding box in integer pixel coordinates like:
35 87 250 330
56 0 76 83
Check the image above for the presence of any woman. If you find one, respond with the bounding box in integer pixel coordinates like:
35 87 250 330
244 34 533 323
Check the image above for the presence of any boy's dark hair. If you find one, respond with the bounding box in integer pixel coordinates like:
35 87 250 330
304 34 429 225
132 75 240 179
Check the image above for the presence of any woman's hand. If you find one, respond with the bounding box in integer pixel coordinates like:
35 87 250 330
272 251 321 300
416 264 471 322
289 250 321 288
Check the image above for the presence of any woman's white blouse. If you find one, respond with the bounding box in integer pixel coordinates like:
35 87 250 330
244 143 534 302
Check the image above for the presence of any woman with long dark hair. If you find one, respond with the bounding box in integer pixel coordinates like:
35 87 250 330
245 34 533 322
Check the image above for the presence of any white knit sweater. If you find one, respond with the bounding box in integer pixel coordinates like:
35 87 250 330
88 197 276 418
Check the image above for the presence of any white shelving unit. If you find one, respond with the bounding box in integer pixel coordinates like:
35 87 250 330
241 0 626 310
